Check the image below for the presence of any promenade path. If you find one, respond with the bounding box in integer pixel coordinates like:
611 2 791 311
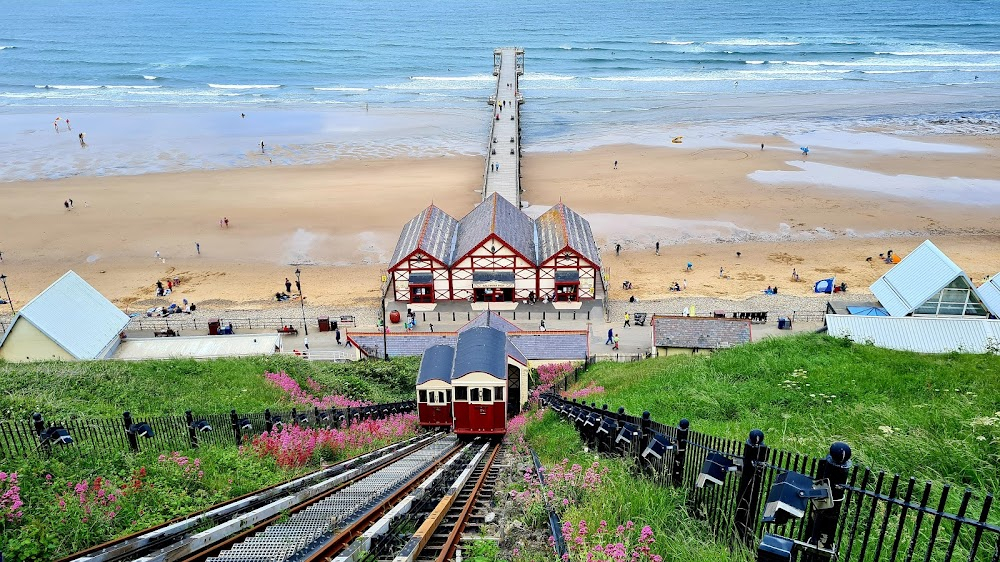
483 47 524 207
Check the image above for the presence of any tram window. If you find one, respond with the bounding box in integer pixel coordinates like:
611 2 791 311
437 391 446 403
470 388 480 401
428 392 436 404
455 387 468 400
495 387 504 401
446 389 452 402
482 388 492 402
419 390 427 403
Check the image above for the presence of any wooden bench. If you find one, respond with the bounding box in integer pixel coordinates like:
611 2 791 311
276 327 299 336
154 329 178 337
339 315 355 326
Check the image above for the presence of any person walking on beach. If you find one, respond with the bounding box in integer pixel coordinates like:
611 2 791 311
606 327 614 345
196 242 201 255
612 334 620 350
624 312 630 328
614 160 618 169
54 120 59 133
260 140 265 154
79 133 86 148
761 143 764 151
68 199 73 208
224 217 229 228
682 279 688 290
241 113 245 119
285 278 292 293
655 241 660 256
65 118 71 131
64 200 69 210
719 267 724 278
0 250 4 262
220 219 224 228
295 279 301 293
155 250 160 259
615 243 621 256
303 337 309 350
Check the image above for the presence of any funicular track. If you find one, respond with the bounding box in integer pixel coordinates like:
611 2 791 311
59 433 459 562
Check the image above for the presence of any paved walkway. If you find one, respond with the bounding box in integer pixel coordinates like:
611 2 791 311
483 47 522 206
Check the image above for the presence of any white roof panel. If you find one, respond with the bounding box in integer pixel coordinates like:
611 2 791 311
115 333 281 360
3 271 129 359
825 314 1000 354
978 275 1000 317
869 240 967 316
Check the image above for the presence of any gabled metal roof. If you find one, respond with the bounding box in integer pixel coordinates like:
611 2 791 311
978 275 1000 318
348 333 458 358
459 311 521 334
388 205 459 268
652 316 752 349
0 271 129 359
417 344 456 384
826 314 1000 354
452 326 508 380
535 203 601 266
870 240 973 317
507 332 590 360
453 194 537 265
506 339 528 365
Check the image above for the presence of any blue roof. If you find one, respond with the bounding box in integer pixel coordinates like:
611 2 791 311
417 345 456 384
506 339 528 365
508 332 589 360
460 311 521 333
452 326 508 380
350 334 457 358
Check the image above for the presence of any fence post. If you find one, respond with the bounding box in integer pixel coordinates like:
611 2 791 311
735 429 768 546
672 418 689 487
32 413 50 454
123 411 139 453
185 410 198 449
802 442 853 558
639 411 652 464
265 409 274 433
230 409 242 446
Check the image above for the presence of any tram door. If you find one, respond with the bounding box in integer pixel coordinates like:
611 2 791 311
507 364 521 417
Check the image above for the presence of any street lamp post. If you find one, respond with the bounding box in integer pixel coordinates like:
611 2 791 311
295 268 308 336
0 274 13 315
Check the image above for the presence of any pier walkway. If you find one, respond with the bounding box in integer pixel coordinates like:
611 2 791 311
483 47 524 207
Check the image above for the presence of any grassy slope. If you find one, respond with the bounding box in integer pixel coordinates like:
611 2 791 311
522 411 748 562
0 356 419 419
570 334 1000 491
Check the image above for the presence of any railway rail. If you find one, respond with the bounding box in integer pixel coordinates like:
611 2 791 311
59 433 456 562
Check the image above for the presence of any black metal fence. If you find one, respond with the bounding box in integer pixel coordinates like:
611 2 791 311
1 401 416 460
542 392 1000 562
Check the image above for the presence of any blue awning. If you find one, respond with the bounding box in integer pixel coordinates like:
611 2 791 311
555 270 580 282
409 272 433 284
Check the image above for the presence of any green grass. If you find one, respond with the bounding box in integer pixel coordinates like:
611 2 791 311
568 333 1000 491
518 411 748 562
0 356 419 419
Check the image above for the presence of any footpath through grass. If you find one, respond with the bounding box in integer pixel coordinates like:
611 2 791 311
572 333 1000 491
0 355 419 418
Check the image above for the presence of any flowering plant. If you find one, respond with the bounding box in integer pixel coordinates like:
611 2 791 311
559 519 663 562
508 457 609 526
562 381 604 400
265 371 373 409
530 362 575 405
1 472 24 522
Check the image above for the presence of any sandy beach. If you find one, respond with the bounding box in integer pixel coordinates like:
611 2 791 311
2 130 999 315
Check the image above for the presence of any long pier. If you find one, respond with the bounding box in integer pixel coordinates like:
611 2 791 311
483 47 524 207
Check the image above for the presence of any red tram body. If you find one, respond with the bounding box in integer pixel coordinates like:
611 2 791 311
416 345 454 429
414 322 529 437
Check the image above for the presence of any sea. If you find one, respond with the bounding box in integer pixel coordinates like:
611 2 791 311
2 0 1000 180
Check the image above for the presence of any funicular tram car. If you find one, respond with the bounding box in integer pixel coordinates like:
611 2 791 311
450 327 527 437
416 345 454 429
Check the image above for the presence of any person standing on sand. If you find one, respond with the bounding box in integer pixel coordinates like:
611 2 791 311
295 279 301 293
624 312 630 328
683 279 688 290
615 243 621 256
69 199 73 208
260 140 265 154
655 241 660 256
155 250 160 259
761 143 764 151
241 113 245 118
0 250 4 262
64 200 69 210
66 118 71 131
606 327 613 345
285 278 292 293
224 217 229 228
719 267 724 278
196 242 200 255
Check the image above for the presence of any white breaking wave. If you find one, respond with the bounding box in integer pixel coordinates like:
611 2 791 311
410 74 494 82
707 39 800 46
0 45 15 50
314 86 369 91
521 73 576 81
104 85 162 89
650 40 694 45
745 60 766 64
34 84 100 89
876 50 1000 56
208 83 282 89
143 75 158 80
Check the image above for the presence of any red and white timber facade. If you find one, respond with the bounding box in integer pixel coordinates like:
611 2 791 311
388 194 602 304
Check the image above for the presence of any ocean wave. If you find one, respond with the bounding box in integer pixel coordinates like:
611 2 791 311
143 75 159 80
104 85 162 89
410 74 494 82
314 86 369 91
0 45 15 50
707 39 800 46
208 83 282 89
745 60 765 65
34 84 100 89
650 40 694 45
876 50 1000 56
521 73 576 81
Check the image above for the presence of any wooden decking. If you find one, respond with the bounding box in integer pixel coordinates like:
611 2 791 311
483 47 524 207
